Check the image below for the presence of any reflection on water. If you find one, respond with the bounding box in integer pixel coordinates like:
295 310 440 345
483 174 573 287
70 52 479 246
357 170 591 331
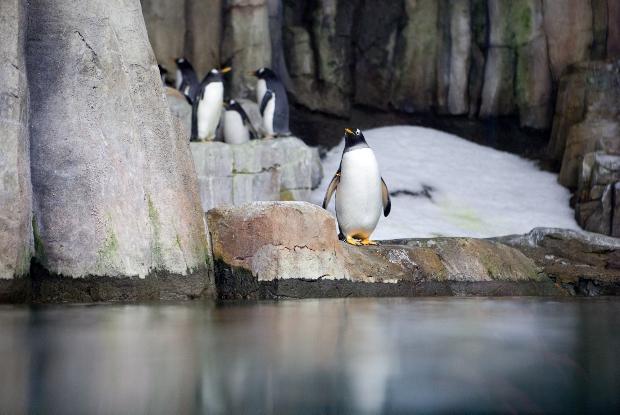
1 298 619 414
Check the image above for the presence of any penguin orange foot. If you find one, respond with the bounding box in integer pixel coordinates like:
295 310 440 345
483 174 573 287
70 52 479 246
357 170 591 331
360 239 377 246
345 235 363 246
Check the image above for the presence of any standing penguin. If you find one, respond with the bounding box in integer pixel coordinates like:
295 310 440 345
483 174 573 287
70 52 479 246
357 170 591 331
322 128 391 245
191 67 231 142
175 57 199 101
259 90 276 138
252 68 290 136
223 99 258 144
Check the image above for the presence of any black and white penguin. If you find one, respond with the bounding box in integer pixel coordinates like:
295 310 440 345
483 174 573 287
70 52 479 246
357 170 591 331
174 57 199 101
259 89 276 138
322 128 391 245
191 67 231 141
223 99 258 144
252 67 290 136
158 65 168 85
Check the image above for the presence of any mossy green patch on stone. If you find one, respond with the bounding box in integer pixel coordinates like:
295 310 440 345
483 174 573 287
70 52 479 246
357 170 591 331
280 189 295 201
147 194 163 266
96 226 120 271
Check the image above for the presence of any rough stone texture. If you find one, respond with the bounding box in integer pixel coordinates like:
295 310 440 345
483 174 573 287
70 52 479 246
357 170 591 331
609 0 620 59
543 0 593 80
191 137 322 212
165 87 192 136
0 0 33 279
500 228 620 296
26 0 211 279
141 0 186 79
391 0 439 113
208 202 585 300
222 0 272 99
185 0 222 77
549 60 620 184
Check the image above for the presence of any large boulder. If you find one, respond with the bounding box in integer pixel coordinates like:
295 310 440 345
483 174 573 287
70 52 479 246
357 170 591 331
165 87 192 136
208 202 569 299
222 0 272 98
191 137 322 212
0 0 32 281
26 0 211 283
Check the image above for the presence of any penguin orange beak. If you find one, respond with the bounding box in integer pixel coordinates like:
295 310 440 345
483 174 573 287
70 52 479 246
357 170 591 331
220 67 232 74
248 71 257 76
344 128 354 135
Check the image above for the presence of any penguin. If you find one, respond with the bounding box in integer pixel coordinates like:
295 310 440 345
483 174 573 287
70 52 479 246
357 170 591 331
322 128 391 246
158 65 168 85
223 99 258 144
191 67 231 141
252 67 290 136
174 57 199 101
259 89 276 138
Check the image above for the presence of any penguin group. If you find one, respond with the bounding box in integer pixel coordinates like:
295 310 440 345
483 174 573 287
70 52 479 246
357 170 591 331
159 58 290 144
160 60 390 246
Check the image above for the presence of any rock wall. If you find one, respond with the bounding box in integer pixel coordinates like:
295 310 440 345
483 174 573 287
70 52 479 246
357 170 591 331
143 0 617 131
0 0 33 280
26 0 211 280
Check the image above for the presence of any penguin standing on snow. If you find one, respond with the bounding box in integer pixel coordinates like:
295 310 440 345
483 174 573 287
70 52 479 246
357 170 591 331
174 57 199 101
322 128 391 246
191 67 231 141
252 68 290 136
223 99 258 144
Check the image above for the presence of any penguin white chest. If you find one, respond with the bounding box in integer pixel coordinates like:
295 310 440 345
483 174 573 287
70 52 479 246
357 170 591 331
335 148 383 239
256 79 267 105
223 111 250 144
175 69 183 90
197 82 224 141
262 97 276 136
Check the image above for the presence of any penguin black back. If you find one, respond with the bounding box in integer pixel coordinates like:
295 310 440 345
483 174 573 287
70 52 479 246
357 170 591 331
254 67 289 135
175 57 199 101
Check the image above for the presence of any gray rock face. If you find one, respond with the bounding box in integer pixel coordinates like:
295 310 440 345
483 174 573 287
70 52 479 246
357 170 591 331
0 0 33 279
165 87 192 137
185 0 222 77
26 0 211 279
222 0 272 99
191 137 322 212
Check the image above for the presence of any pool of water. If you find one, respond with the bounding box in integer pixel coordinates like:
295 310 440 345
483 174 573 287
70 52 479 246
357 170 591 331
1 298 619 414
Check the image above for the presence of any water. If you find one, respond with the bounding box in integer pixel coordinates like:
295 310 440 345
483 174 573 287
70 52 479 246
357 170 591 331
1 298 619 414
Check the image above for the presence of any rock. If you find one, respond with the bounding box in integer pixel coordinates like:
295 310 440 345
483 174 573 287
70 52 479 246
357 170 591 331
480 47 515 117
209 202 569 300
141 0 186 80
207 202 347 296
542 0 593 80
26 0 211 280
591 0 609 59
353 0 403 110
0 0 32 280
185 0 222 77
191 137 322 212
391 0 439 113
222 0 272 99
165 87 192 137
609 1 620 58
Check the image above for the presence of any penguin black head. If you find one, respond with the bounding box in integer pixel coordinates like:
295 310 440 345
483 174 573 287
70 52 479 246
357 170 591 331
252 67 278 80
175 57 194 70
202 67 232 84
225 99 243 113
343 128 369 152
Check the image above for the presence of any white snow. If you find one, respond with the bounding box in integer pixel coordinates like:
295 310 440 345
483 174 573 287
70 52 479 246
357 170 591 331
312 126 580 240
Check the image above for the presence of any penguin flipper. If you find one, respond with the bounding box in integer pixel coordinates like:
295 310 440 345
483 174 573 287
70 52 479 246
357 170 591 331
322 170 341 210
381 177 391 217
190 96 199 141
259 90 273 116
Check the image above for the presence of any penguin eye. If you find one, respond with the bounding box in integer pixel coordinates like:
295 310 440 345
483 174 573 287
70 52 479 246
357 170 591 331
355 129 360 135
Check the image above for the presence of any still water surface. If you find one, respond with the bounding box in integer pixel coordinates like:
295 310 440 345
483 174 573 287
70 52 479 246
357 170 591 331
1 298 619 414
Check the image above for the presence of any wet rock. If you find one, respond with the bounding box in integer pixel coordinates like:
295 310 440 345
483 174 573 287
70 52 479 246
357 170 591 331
26 0 211 279
0 0 33 279
542 0 593 80
191 137 322 212
222 0 272 98
141 0 186 80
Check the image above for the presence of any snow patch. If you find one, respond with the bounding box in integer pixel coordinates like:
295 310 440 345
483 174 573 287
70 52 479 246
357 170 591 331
312 126 579 239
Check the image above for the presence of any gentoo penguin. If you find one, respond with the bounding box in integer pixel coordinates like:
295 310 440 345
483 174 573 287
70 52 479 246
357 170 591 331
158 65 168 85
191 67 231 141
322 128 391 245
259 90 276 138
252 67 290 136
223 99 258 144
174 57 199 101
